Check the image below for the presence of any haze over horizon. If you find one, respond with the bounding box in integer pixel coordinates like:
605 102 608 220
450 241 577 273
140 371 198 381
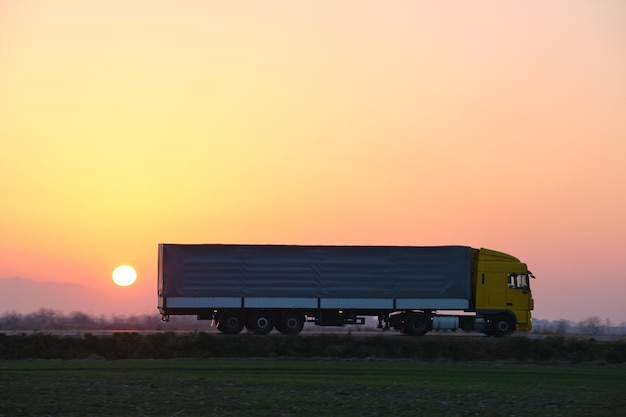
2 1 625 324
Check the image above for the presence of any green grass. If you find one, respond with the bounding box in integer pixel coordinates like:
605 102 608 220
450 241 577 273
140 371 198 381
1 359 624 417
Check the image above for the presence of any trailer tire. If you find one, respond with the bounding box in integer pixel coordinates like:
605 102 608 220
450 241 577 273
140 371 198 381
277 311 305 335
247 310 275 335
403 313 430 336
492 314 515 337
217 310 245 334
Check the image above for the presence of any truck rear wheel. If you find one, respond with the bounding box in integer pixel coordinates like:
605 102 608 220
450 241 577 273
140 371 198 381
277 311 305 335
247 310 275 335
217 310 245 334
403 313 430 336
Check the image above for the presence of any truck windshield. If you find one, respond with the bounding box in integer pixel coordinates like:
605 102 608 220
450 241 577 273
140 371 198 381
507 273 530 290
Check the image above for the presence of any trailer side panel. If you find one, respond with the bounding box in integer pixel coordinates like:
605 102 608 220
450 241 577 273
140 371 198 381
159 244 472 310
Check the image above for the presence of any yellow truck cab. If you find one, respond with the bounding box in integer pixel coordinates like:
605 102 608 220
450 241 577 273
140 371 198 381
473 248 535 333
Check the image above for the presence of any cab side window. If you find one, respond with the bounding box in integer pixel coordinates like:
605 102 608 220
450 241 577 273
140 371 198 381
508 273 530 290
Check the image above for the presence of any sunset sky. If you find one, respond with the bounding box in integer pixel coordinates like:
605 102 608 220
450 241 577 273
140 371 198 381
1 1 625 323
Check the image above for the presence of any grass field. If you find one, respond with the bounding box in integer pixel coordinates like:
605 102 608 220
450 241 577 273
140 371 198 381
1 359 624 417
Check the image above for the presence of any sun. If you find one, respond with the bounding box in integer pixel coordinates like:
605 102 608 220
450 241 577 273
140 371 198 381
112 265 137 287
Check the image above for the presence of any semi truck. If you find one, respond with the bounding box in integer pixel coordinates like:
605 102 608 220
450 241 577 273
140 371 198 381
158 244 534 336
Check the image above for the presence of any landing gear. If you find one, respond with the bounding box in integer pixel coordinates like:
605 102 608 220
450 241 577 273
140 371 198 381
377 313 390 330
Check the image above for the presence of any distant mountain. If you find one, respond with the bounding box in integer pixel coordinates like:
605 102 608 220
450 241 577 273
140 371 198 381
0 277 114 315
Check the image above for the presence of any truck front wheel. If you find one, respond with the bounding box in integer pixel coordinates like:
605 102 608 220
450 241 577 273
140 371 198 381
217 310 245 334
492 314 516 337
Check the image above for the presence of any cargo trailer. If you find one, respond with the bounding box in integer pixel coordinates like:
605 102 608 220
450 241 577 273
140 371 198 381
158 244 534 336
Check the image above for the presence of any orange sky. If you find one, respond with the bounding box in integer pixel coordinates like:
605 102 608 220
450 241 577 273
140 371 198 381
1 1 625 323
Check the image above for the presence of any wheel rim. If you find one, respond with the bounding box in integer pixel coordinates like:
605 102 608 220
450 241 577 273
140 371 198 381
492 315 515 336
249 311 275 334
256 317 270 330
279 312 304 334
285 317 298 329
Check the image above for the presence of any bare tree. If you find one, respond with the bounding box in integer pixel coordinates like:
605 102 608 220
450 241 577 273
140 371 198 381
0 311 22 330
555 319 570 335
579 316 604 335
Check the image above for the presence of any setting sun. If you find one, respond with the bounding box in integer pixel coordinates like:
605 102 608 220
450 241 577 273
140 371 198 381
112 265 137 287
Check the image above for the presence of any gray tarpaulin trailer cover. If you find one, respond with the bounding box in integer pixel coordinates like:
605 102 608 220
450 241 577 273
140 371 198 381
158 244 473 311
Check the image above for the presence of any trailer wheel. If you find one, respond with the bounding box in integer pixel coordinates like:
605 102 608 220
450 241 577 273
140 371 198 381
277 311 305 335
247 310 275 335
403 313 430 336
217 310 245 334
492 314 515 337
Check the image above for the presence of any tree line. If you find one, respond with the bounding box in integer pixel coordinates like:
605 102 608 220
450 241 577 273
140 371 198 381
0 308 625 336
0 309 204 331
